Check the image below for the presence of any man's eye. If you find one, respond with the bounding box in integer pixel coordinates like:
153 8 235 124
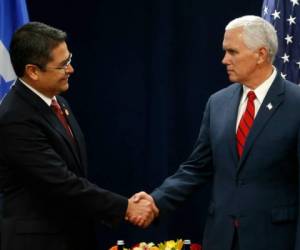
229 50 238 55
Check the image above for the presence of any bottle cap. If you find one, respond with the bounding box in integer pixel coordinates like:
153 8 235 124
117 240 124 245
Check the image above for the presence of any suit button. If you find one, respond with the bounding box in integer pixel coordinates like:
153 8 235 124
236 179 245 186
233 218 240 228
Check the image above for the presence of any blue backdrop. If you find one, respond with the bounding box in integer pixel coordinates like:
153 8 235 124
27 1 262 249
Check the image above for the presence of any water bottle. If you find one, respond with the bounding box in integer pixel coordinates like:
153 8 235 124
117 240 125 250
183 239 191 250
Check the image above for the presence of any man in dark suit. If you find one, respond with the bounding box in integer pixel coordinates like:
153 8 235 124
0 22 158 250
131 15 300 250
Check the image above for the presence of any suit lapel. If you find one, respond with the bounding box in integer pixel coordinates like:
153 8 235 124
14 81 83 173
57 98 86 169
237 75 285 170
226 84 243 166
54 99 83 169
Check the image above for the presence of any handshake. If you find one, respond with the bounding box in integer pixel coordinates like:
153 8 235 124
125 191 159 228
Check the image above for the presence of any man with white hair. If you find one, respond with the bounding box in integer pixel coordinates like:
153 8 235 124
131 15 300 250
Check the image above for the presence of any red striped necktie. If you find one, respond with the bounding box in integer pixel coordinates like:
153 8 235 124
236 91 256 158
51 99 74 140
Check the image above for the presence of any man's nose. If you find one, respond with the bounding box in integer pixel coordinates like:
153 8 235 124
222 54 228 65
66 63 74 74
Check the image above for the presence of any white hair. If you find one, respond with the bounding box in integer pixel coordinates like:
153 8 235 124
225 15 278 63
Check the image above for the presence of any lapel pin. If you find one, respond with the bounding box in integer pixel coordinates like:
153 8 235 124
266 103 273 110
64 109 69 116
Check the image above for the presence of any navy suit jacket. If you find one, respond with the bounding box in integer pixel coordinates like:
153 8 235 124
152 73 300 250
0 80 128 250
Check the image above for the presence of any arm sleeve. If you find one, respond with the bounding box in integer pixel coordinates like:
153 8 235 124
151 98 214 215
0 120 128 226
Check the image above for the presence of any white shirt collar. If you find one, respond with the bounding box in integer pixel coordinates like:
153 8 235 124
240 67 277 105
19 78 55 106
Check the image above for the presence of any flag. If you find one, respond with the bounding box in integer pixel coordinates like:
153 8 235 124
0 0 29 101
262 0 300 84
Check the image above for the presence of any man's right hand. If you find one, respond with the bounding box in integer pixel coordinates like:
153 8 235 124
126 191 159 228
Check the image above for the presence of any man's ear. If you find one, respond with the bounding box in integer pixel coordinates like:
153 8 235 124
257 47 269 64
24 64 40 81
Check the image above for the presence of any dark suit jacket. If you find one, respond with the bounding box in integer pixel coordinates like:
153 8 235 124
152 73 300 250
0 80 128 250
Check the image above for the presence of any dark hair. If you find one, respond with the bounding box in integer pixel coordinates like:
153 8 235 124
9 22 67 77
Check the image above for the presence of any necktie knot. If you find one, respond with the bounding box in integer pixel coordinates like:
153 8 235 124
51 99 63 114
247 91 256 102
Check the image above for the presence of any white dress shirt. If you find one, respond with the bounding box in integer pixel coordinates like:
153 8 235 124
236 67 277 131
19 78 56 106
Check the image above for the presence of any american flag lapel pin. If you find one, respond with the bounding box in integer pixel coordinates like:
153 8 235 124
64 109 69 116
61 103 70 116
267 103 273 110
